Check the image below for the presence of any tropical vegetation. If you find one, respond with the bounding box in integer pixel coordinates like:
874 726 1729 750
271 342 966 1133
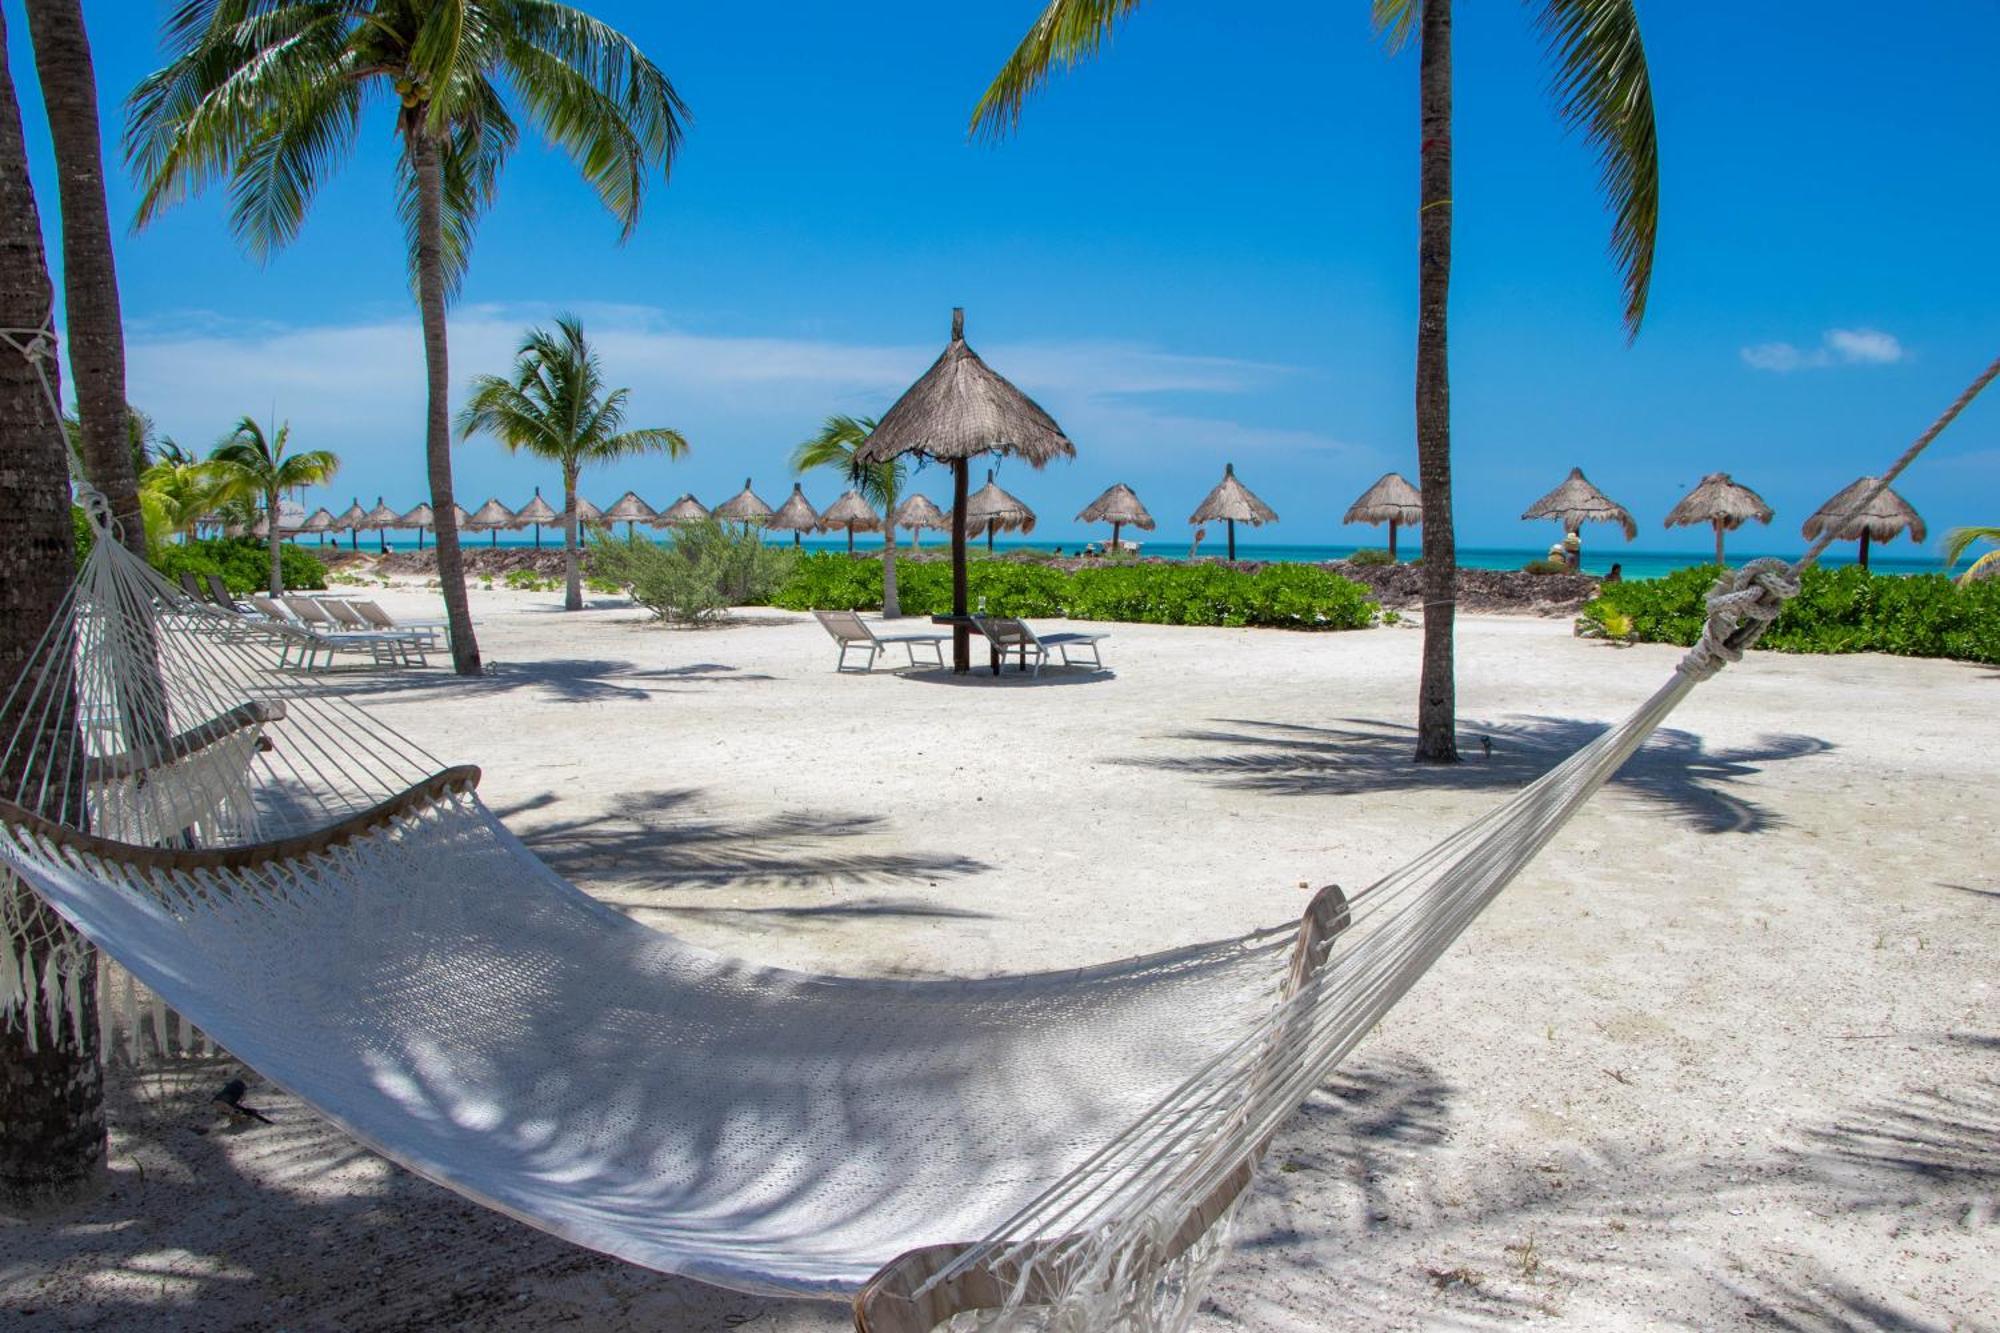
205 416 339 595
773 554 1378 630
458 315 689 610
1584 564 2000 665
972 0 1659 761
128 0 689 674
791 414 908 616
589 519 796 625
1942 526 2000 584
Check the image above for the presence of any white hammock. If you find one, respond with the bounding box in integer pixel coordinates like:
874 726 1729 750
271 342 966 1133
2 339 1990 1330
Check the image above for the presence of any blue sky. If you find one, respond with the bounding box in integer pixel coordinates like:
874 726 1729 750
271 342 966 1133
9 1 1998 553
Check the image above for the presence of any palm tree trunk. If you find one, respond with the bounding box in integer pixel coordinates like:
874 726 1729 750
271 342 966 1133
265 485 282 594
0 8 103 1209
951 458 969 673
882 521 900 619
1413 0 1459 765
23 0 140 557
409 124 480 674
562 465 581 610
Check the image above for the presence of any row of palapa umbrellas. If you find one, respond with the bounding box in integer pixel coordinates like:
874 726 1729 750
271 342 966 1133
292 463 1931 572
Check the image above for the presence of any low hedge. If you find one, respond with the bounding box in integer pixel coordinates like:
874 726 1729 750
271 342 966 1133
154 537 329 593
773 555 1377 630
1585 563 2000 664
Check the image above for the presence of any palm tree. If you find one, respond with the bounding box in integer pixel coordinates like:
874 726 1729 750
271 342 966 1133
458 315 688 611
207 416 340 595
0 2 104 1212
791 414 909 618
1943 526 2000 584
139 454 228 545
24 0 142 557
974 0 1658 763
127 1 689 676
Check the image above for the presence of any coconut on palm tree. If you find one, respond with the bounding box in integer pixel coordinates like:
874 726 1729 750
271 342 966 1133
127 0 689 675
206 417 339 595
791 414 912 617
974 0 1659 762
458 316 688 610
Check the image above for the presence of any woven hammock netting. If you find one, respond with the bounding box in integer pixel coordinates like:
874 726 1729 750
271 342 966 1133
0 343 1989 1330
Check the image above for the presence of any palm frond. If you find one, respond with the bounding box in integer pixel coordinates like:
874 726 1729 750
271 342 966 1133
229 75 365 259
971 0 1147 140
1534 0 1660 336
1942 524 2000 571
1371 0 1416 52
595 426 688 462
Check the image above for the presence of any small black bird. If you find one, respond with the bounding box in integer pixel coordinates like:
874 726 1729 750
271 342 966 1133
213 1078 274 1125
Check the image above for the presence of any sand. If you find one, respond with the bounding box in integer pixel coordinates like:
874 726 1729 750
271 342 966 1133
1 579 1993 1331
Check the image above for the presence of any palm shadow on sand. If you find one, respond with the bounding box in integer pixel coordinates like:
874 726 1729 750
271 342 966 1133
1118 715 1832 835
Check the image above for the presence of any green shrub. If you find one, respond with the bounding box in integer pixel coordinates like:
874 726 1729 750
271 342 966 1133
153 537 328 592
1347 547 1394 567
1585 564 2000 664
587 519 797 624
773 555 1375 630
503 568 557 592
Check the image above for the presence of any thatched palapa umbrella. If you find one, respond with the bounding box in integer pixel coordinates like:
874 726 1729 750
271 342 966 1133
1522 467 1636 567
768 483 822 548
1343 472 1422 561
892 494 950 549
515 488 559 550
467 497 517 548
965 470 1036 553
1189 462 1277 561
655 493 709 527
1076 482 1154 552
852 308 1074 672
713 478 774 534
1801 476 1925 571
299 506 336 547
603 490 658 540
358 497 400 553
1663 473 1772 566
334 498 369 550
399 501 435 550
820 490 883 555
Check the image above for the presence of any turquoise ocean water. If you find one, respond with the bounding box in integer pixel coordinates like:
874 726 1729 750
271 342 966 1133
326 532 1945 581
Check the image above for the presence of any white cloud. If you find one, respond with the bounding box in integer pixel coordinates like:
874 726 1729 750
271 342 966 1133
122 304 1346 506
1740 327 1905 373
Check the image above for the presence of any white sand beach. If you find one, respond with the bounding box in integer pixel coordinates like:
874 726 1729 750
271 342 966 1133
1 585 1993 1331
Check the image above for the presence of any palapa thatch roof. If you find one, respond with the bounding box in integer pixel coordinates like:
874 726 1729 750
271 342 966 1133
1189 463 1278 526
1801 476 1927 544
299 507 336 534
398 502 435 528
964 470 1036 535
572 495 603 523
360 497 400 528
1522 467 1636 538
602 491 658 525
1343 472 1423 527
852 309 1074 469
656 493 709 525
768 484 823 533
892 494 950 532
514 491 559 525
467 498 518 530
820 490 883 532
1076 482 1155 531
1662 473 1772 532
713 478 774 522
334 499 369 531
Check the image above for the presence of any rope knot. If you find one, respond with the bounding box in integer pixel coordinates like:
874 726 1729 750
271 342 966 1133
0 320 57 365
1677 558 1800 681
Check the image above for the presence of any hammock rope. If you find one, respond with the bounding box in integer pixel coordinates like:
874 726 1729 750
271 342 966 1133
0 331 1991 1331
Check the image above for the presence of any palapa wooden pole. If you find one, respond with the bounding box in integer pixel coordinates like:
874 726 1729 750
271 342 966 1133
1112 519 1122 550
1713 519 1724 566
952 457 970 673
1227 518 1236 561
1859 529 1871 570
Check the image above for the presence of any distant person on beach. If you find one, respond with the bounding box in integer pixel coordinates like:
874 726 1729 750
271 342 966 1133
1605 563 1622 583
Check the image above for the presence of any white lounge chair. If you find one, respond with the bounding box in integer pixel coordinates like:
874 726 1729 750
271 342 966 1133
350 599 446 650
812 609 950 673
972 615 1110 677
320 598 433 666
272 596 420 672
